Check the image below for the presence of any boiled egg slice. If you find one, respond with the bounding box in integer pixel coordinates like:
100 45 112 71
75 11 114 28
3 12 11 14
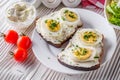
66 43 98 62
45 19 60 32
59 8 82 27
79 29 103 46
39 16 63 36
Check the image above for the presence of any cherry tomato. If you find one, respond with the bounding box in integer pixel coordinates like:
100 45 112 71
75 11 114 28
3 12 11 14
13 48 28 62
1 30 18 44
17 35 32 50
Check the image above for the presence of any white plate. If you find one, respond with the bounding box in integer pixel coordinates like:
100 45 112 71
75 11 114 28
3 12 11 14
104 0 120 30
32 9 117 74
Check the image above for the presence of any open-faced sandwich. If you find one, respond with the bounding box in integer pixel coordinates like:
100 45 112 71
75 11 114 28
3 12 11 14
57 29 104 71
36 8 83 47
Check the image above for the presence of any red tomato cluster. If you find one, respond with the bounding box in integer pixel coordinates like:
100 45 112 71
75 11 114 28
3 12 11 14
1 30 32 62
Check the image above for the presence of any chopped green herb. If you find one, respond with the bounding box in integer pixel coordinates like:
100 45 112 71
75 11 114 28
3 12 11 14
82 49 87 55
94 56 99 59
62 16 65 21
72 49 74 51
70 11 73 14
76 45 79 47
45 20 47 23
89 32 92 34
69 14 75 18
51 23 57 27
49 21 58 30
64 10 68 13
84 35 89 40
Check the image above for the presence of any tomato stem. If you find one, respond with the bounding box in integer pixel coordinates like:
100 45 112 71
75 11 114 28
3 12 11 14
0 32 5 37
9 51 14 56
20 33 26 36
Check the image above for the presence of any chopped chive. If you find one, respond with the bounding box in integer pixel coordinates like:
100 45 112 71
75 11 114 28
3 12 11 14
69 14 75 18
64 10 68 13
83 49 87 55
72 49 74 51
45 20 47 23
76 45 79 47
84 35 89 40
94 56 99 59
62 17 65 21
70 11 73 14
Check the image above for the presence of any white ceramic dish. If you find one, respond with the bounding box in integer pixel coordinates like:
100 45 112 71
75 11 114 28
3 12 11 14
32 9 117 74
104 0 120 30
5 1 36 29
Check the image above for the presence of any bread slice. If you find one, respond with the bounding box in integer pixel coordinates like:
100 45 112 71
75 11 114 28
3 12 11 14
37 25 82 47
57 29 104 71
57 48 103 71
36 8 83 48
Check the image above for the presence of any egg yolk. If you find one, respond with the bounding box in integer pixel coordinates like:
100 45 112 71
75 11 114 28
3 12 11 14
63 10 78 22
45 19 60 32
80 31 98 44
73 47 92 60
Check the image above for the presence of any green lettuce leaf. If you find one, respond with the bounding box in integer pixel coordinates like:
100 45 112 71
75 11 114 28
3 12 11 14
106 1 120 26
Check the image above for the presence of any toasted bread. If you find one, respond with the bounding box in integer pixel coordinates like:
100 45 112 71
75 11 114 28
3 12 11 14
57 48 103 71
36 8 83 48
37 25 82 48
57 29 104 71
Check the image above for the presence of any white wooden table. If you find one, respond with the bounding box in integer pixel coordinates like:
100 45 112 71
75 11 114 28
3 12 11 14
0 0 119 80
